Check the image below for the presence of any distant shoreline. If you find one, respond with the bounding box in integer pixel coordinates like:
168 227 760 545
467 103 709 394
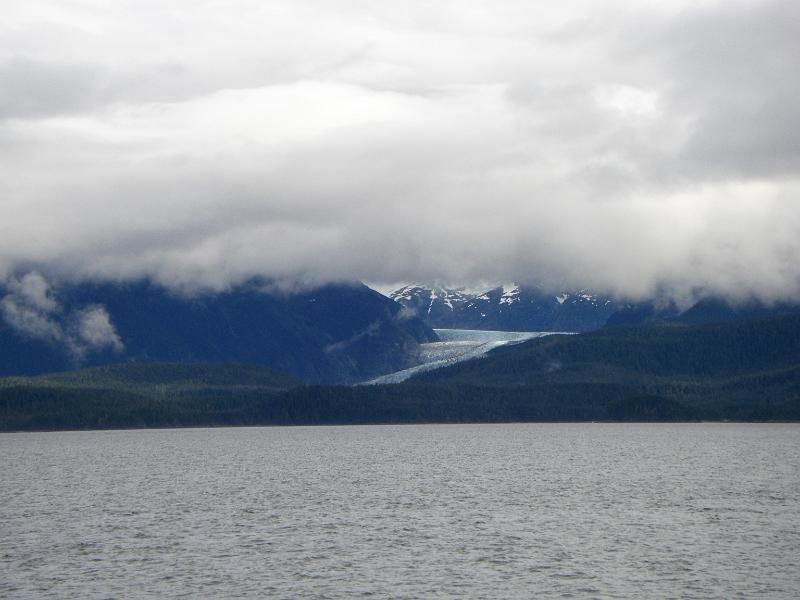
4 419 799 435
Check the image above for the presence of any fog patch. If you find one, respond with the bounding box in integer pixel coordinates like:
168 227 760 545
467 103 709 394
1 273 124 360
0 294 64 344
70 305 125 354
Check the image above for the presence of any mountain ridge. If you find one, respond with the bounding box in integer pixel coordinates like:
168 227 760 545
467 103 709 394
389 283 619 332
410 310 800 414
3 309 800 430
0 276 436 384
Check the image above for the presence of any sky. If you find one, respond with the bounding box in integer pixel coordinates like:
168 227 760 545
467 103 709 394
1 0 798 302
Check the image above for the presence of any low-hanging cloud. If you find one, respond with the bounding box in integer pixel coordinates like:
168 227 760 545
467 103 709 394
70 305 125 355
1 0 798 303
1 272 124 359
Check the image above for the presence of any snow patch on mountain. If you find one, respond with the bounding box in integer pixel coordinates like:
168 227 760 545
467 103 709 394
499 284 521 305
387 282 619 332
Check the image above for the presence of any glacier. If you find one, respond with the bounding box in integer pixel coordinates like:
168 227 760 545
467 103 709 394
363 328 566 384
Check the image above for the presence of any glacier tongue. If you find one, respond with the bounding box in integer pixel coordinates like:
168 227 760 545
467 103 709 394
362 328 566 384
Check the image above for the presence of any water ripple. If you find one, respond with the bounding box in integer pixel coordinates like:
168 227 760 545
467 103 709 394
1 423 799 598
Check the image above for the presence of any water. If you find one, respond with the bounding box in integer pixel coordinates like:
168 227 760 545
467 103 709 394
2 424 799 599
367 329 562 384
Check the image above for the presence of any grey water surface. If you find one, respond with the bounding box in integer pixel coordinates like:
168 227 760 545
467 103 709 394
2 423 799 599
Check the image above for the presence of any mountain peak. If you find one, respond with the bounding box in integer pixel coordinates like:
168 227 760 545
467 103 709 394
389 283 618 332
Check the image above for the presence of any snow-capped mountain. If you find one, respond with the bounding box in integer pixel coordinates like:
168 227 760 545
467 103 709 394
389 283 619 332
389 285 476 328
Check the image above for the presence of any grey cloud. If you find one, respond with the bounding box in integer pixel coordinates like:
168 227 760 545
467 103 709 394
0 1 798 303
1 273 64 344
70 305 124 353
0 294 64 343
0 58 103 119
631 0 800 180
1 272 124 358
5 271 59 313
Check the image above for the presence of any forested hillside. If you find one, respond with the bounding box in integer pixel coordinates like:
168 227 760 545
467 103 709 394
410 312 800 418
0 363 304 431
2 312 799 431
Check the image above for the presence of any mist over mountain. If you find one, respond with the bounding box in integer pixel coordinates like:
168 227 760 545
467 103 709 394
605 296 800 328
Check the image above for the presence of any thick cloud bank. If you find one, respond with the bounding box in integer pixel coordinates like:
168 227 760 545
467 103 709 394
1 0 798 301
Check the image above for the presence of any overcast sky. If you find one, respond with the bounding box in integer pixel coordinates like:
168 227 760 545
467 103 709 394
1 0 798 302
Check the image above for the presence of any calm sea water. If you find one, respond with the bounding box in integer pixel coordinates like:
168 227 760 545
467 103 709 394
1 424 799 599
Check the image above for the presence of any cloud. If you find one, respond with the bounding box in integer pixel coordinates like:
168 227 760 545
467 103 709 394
0 294 64 344
5 271 59 313
70 305 125 354
0 0 798 302
0 58 104 119
1 272 124 358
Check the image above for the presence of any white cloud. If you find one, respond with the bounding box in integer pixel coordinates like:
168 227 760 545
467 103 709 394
593 84 660 118
1 273 124 358
5 271 59 313
0 0 798 302
71 305 125 353
0 294 64 344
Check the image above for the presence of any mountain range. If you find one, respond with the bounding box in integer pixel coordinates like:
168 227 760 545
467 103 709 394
2 283 800 429
606 296 800 328
3 270 800 429
389 283 620 332
0 276 436 384
4 306 799 431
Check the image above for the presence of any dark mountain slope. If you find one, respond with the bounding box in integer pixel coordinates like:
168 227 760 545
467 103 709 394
0 362 304 431
4 305 799 431
33 362 304 389
604 300 680 327
605 296 800 328
674 297 800 325
0 278 436 383
409 312 800 418
5 307 800 431
415 313 800 385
